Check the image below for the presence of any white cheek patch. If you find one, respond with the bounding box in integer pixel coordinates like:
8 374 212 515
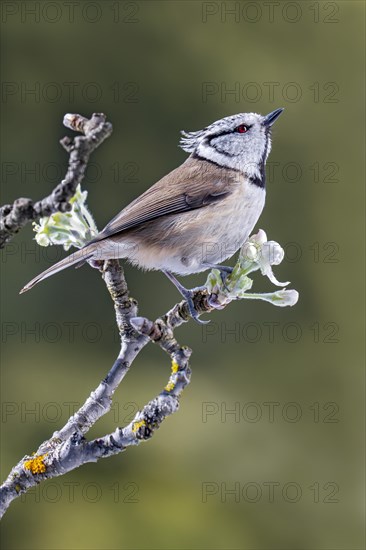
198 142 233 167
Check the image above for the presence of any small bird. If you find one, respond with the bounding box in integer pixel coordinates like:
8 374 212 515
21 108 284 323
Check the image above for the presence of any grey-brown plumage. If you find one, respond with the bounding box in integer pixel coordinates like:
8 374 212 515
20 108 284 322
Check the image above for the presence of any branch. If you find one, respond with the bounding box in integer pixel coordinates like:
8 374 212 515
0 257 194 519
0 113 112 248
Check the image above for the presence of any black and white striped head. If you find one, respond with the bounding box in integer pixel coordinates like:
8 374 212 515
180 109 284 186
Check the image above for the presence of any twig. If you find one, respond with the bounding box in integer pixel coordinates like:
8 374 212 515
0 252 212 517
0 113 112 248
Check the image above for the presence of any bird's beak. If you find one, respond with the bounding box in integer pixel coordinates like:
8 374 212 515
263 108 284 127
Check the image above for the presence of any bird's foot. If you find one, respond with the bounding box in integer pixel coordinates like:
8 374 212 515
162 270 209 325
181 286 210 325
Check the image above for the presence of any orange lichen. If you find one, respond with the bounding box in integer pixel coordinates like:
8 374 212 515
24 454 47 474
165 359 179 391
132 420 146 433
165 380 175 392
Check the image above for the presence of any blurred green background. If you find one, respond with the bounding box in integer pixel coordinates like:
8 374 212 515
1 1 364 548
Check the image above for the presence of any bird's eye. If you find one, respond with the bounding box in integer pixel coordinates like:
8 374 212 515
236 125 248 134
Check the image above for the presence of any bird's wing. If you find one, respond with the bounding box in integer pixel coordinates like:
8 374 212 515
89 159 236 244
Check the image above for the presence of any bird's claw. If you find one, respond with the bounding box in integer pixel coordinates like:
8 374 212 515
185 292 210 325
162 270 210 325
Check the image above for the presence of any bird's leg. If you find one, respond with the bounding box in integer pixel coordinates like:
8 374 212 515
162 270 209 325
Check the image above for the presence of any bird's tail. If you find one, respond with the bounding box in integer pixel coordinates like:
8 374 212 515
20 245 95 294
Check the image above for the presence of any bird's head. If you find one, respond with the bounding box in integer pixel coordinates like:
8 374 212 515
180 108 284 186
